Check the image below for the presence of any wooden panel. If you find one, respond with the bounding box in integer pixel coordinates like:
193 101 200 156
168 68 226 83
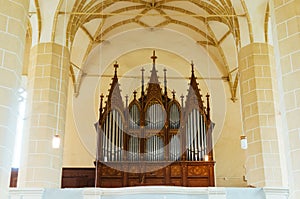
171 178 182 186
128 179 140 186
171 165 181 177
101 165 122 176
100 178 123 187
187 178 209 187
187 165 209 176
61 168 95 188
96 161 215 187
145 168 164 177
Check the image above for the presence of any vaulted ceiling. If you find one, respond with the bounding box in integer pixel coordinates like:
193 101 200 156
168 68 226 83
72 0 244 100
27 0 270 100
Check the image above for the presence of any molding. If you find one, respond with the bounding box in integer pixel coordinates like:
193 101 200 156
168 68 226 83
9 188 45 195
263 187 289 199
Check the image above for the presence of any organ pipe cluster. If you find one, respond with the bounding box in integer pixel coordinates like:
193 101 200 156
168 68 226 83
96 51 214 163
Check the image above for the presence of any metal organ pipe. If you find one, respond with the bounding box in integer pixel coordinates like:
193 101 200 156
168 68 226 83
112 111 115 161
112 111 116 161
190 112 193 161
192 110 196 161
201 114 205 160
160 137 163 160
105 113 109 161
154 136 156 161
138 138 140 160
116 112 120 161
119 113 122 161
170 135 179 161
185 109 208 161
154 105 156 129
107 112 111 161
170 104 180 129
203 119 207 156
107 113 110 161
129 137 140 161
101 110 124 162
129 137 133 161
117 113 120 160
115 111 118 161
130 104 139 129
196 111 201 161
186 114 190 161
120 117 123 160
153 136 155 161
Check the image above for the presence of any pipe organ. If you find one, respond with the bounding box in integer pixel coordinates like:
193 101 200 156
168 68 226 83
95 51 215 187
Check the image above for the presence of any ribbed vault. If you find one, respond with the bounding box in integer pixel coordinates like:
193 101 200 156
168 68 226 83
65 0 248 101
26 0 273 101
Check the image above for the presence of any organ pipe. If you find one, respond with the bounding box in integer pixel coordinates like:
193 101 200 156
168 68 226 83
183 109 210 161
101 110 124 162
97 54 213 164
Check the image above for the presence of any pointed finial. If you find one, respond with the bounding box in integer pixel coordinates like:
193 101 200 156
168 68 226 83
206 93 210 118
151 50 157 64
164 68 167 96
114 61 119 77
172 90 176 99
133 90 137 99
99 93 104 118
149 51 159 84
191 60 194 74
141 67 145 96
180 94 184 108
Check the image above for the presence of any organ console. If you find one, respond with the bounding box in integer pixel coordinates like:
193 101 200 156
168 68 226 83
95 51 215 187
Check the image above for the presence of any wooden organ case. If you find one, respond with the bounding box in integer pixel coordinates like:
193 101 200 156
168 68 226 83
95 51 215 187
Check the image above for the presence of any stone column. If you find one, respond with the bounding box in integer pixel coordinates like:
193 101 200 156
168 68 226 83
273 0 300 198
18 43 69 188
0 0 29 198
239 43 284 187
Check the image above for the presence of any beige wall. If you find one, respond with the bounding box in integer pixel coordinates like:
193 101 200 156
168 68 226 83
214 84 247 187
62 80 95 167
18 43 69 188
239 43 284 187
0 0 29 198
273 0 300 197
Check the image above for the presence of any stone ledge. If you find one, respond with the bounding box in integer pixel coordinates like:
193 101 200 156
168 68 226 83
8 187 289 199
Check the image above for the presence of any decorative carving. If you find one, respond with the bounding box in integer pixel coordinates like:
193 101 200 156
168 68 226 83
171 165 181 177
95 51 215 187
187 166 209 176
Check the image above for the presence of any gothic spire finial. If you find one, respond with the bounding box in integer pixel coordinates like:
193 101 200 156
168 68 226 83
99 93 104 119
180 94 184 108
164 68 167 96
149 50 159 84
114 61 118 77
151 50 157 64
191 60 194 75
206 93 210 119
172 90 176 99
141 67 145 96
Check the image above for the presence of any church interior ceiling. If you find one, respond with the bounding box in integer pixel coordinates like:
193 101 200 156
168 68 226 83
26 0 270 101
